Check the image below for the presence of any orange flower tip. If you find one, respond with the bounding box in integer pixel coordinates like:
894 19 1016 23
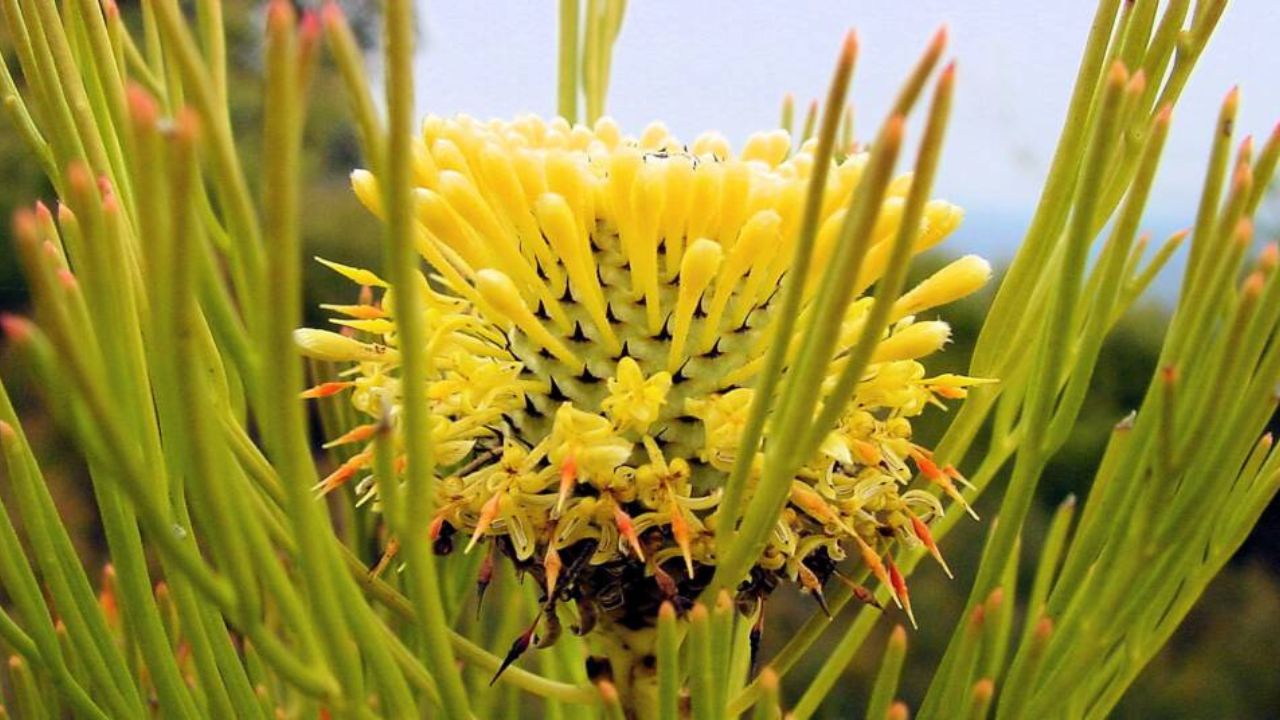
555 454 577 517
1238 134 1255 160
886 114 906 141
544 549 562 596
972 678 995 702
33 200 51 222
1154 103 1173 126
613 505 644 560
887 700 910 720
1160 365 1178 386
0 421 15 441
54 270 76 290
428 514 445 541
101 194 120 215
467 493 503 553
1260 433 1273 449
8 656 22 671
56 202 75 225
0 314 32 343
299 381 353 399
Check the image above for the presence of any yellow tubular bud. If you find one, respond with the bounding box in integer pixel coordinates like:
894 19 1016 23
691 130 731 159
717 161 752 243
413 188 486 269
475 269 582 370
293 328 399 363
740 131 773 163
661 157 695 277
892 255 992 320
699 210 781 350
477 143 564 289
593 116 622 148
534 194 620 352
686 160 723 241
609 148 643 258
630 164 667 332
350 169 383 218
639 121 671 150
438 170 570 329
411 137 439 188
872 321 952 363
668 238 724 370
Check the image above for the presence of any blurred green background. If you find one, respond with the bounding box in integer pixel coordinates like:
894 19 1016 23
0 2 1276 717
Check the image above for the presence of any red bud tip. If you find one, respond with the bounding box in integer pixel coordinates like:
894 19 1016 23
597 680 620 704
1155 103 1173 126
1236 217 1254 240
1035 616 1054 642
127 84 158 126
300 11 322 41
986 586 1005 611
33 200 51 223
57 268 77 290
1108 60 1129 86
889 623 908 648
658 600 676 621
103 0 118 19
887 701 911 720
1243 271 1264 298
1126 69 1146 94
1224 85 1241 112
0 314 32 342
175 107 201 144
840 30 858 65
929 25 949 56
1160 365 1178 385
267 0 297 30
11 208 38 241
940 59 957 85
689 602 709 623
1259 243 1278 272
969 603 986 628
972 678 995 701
321 1 346 30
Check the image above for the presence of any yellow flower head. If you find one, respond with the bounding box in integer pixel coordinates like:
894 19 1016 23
299 114 988 626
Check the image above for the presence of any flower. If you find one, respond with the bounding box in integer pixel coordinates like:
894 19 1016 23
299 114 988 629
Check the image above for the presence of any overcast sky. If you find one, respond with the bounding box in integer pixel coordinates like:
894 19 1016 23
414 2 1280 260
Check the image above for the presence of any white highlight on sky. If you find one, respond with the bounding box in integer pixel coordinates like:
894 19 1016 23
414 2 1280 256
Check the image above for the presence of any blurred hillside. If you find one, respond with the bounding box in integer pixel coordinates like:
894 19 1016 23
1 3 1277 717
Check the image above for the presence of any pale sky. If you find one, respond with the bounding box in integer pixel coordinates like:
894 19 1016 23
413 2 1280 261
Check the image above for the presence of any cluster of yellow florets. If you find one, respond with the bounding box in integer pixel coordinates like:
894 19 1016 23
296 113 990 623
